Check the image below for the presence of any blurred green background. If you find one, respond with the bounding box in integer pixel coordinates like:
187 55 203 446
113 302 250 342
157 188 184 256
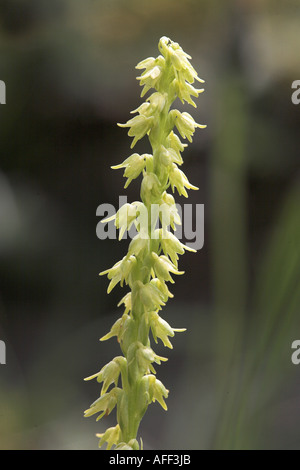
0 0 299 450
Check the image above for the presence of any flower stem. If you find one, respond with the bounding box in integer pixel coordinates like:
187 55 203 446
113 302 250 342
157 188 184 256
84 36 206 450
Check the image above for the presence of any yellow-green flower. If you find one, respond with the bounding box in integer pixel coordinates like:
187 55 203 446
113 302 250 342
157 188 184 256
111 154 150 188
118 114 154 148
171 110 206 142
168 163 199 197
96 424 121 450
84 387 121 420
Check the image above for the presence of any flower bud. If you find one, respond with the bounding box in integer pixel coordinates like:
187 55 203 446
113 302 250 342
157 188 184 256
119 255 137 287
115 439 140 450
158 36 172 59
141 172 161 206
128 233 149 257
118 315 136 355
161 192 181 229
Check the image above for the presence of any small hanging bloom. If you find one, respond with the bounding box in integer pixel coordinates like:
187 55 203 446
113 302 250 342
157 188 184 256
84 387 121 420
168 163 199 197
140 374 169 410
160 191 182 230
84 356 126 395
171 110 206 142
115 439 140 450
111 154 150 188
102 201 143 240
136 55 165 96
100 313 129 342
118 115 154 149
96 424 121 450
151 252 184 283
99 254 137 293
178 81 204 107
147 311 185 349
159 229 196 267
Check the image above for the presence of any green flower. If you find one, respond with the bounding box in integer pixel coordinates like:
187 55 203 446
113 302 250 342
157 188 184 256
159 145 183 167
150 277 174 301
175 79 204 107
84 356 127 395
128 341 168 376
102 201 143 239
160 191 181 230
168 163 199 197
115 439 140 450
133 92 167 117
128 234 149 256
147 310 186 349
96 424 121 450
118 114 154 148
159 229 196 266
99 255 137 293
140 172 162 206
171 110 206 142
111 154 150 188
141 374 169 410
84 387 121 421
100 313 129 342
136 55 165 97
152 252 184 283
132 280 166 311
158 36 205 85
167 130 187 153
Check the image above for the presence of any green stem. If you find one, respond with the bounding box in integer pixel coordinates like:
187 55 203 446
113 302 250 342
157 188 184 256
85 37 205 451
118 67 177 445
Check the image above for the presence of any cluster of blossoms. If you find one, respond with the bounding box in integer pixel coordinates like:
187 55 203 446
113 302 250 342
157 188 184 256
84 36 206 450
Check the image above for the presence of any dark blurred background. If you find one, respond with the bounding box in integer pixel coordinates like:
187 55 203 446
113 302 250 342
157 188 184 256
0 0 299 450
